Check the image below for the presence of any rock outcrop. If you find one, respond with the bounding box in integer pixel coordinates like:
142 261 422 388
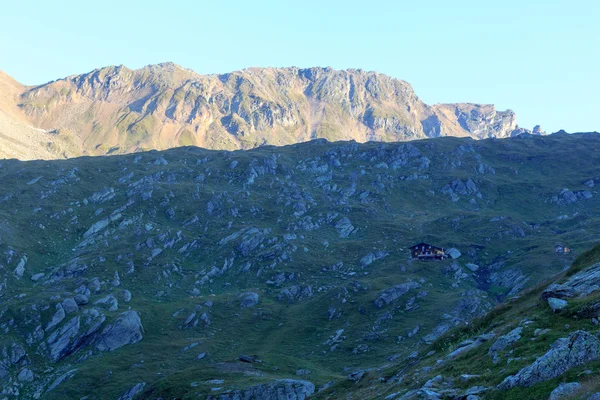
239 292 260 309
95 311 144 352
542 262 600 300
549 382 582 400
489 327 522 363
117 382 147 400
374 282 421 308
206 379 315 400
498 331 600 389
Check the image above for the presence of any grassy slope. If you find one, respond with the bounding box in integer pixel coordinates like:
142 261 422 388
0 133 599 398
338 244 600 399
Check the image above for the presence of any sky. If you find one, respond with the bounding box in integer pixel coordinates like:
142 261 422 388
0 0 598 133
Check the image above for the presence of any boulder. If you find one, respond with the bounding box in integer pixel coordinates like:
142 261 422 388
206 379 314 400
446 248 461 259
239 292 260 308
446 334 496 360
17 368 34 382
14 256 27 278
498 330 600 389
46 317 80 362
31 272 45 281
94 294 119 312
549 382 581 400
547 297 568 312
74 294 89 305
10 342 26 364
83 218 110 238
489 327 522 356
46 303 66 331
560 190 578 204
335 217 355 238
347 370 366 382
239 354 257 363
61 298 79 314
95 311 144 352
296 369 312 376
465 263 479 272
423 324 450 344
374 282 421 308
360 251 388 268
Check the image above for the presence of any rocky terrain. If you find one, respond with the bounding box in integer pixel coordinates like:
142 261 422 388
1 132 599 399
0 63 538 160
344 244 600 399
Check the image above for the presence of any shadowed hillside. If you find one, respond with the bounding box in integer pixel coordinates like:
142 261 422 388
0 132 599 399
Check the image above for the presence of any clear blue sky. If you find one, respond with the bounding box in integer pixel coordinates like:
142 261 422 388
1 0 598 133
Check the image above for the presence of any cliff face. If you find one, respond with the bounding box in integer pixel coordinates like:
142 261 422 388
3 64 530 158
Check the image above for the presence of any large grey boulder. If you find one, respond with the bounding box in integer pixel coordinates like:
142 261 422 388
360 251 388 268
94 294 119 312
446 248 461 259
95 311 143 352
17 368 34 382
498 330 600 389
542 262 600 300
237 228 268 256
423 324 451 344
335 217 355 238
547 297 568 312
239 292 260 308
83 218 110 238
549 382 581 400
465 263 480 272
446 333 496 360
10 342 26 364
14 256 27 278
374 281 421 308
61 298 79 314
206 379 315 400
45 303 66 331
74 294 89 305
489 327 522 362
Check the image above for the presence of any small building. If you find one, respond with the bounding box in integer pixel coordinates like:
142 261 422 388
554 244 572 255
410 242 447 261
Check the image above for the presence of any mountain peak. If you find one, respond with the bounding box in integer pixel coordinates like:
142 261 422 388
0 69 24 90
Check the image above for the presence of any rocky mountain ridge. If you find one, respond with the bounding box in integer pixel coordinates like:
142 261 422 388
0 63 537 160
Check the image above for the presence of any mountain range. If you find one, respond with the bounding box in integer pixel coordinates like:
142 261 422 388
0 63 537 160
